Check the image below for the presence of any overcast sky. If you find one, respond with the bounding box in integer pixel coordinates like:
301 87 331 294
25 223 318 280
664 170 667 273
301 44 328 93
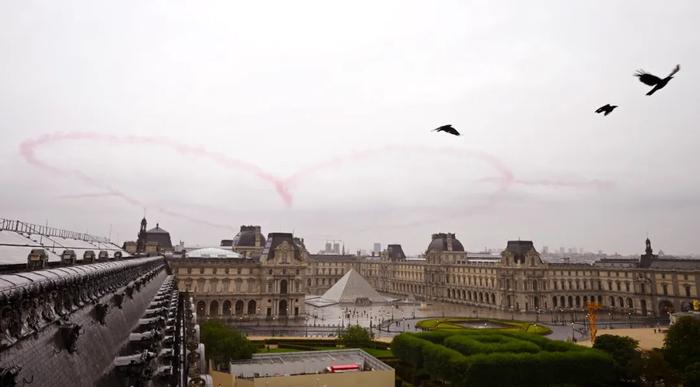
2 1 699 256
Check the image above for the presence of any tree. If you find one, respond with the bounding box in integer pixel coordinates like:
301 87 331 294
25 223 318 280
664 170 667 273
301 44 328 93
629 349 680 387
200 320 256 370
340 324 373 348
664 316 700 371
683 362 700 387
593 334 640 372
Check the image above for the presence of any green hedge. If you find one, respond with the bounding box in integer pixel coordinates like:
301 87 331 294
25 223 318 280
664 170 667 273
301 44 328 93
444 334 541 355
391 331 614 387
416 318 552 335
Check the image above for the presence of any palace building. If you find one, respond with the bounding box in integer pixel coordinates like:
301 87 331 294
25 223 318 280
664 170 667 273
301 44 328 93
168 225 700 321
168 231 309 320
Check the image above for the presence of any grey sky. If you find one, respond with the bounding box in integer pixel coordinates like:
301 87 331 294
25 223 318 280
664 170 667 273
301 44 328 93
1 1 699 255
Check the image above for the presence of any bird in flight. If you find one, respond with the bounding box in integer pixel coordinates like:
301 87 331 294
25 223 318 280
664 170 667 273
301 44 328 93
432 124 460 136
595 104 618 116
635 64 680 95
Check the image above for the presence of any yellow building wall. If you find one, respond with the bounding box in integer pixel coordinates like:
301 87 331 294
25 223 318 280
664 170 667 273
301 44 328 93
233 370 394 387
211 369 235 387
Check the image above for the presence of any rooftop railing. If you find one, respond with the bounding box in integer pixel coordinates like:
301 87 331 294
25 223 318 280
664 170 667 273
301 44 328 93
0 218 110 243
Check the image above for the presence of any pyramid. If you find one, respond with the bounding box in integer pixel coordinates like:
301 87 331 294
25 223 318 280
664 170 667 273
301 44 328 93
321 269 387 304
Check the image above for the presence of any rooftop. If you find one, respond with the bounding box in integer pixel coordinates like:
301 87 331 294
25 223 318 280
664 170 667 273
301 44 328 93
185 247 242 259
229 349 392 379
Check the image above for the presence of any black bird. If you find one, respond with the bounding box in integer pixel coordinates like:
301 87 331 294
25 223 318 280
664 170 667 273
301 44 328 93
635 64 680 95
432 124 460 136
595 104 618 116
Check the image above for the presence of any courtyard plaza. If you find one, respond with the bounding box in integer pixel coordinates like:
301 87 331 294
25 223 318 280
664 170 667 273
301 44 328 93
225 295 661 342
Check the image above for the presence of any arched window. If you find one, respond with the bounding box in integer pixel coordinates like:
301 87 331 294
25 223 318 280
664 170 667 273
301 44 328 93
222 300 232 315
209 300 219 316
280 279 288 294
197 301 206 316
235 300 244 315
248 300 256 315
279 300 288 316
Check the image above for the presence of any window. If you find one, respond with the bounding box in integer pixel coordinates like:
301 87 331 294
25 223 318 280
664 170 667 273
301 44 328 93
685 285 691 297
199 267 204 274
662 284 668 296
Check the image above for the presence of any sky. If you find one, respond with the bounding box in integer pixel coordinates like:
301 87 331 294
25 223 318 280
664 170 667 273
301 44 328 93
1 1 699 256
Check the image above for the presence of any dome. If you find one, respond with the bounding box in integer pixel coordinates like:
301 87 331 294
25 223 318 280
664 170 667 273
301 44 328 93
427 233 465 253
186 247 242 258
232 225 265 247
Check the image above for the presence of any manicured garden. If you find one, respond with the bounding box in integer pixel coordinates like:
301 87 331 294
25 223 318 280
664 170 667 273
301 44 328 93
415 317 552 335
391 330 614 386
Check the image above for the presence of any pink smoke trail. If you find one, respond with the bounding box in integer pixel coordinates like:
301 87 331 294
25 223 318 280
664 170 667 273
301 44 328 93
55 192 122 199
19 131 613 231
19 131 293 205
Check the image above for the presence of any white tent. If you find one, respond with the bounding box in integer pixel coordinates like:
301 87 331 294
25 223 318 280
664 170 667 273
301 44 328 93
320 269 387 304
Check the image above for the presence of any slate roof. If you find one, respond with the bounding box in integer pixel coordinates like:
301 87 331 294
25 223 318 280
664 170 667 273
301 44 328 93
260 233 304 261
232 225 265 247
426 233 465 252
505 240 535 255
386 244 406 260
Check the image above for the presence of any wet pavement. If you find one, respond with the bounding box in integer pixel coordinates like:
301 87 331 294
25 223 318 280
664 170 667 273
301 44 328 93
221 297 665 341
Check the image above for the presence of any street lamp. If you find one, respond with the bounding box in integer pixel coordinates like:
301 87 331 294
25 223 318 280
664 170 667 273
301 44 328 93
628 312 632 328
571 322 576 342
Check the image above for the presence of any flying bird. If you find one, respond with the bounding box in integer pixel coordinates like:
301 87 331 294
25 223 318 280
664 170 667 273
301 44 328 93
635 64 680 95
432 124 460 136
595 104 618 116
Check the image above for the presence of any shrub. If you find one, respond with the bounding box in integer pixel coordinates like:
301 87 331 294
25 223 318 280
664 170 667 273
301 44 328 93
200 320 256 370
664 316 700 371
444 335 541 355
391 331 614 387
340 324 373 348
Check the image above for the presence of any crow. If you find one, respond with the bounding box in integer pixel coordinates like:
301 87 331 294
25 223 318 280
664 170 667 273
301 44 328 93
635 64 680 95
432 124 460 136
595 104 618 116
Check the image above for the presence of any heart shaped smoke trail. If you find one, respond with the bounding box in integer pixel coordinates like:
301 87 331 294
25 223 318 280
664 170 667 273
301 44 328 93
18 131 612 229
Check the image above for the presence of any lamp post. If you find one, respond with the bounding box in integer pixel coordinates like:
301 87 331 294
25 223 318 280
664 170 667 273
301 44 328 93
628 312 632 328
571 322 576 342
256 307 261 326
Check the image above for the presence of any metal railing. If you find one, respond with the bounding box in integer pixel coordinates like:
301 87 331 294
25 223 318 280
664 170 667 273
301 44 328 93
0 218 110 243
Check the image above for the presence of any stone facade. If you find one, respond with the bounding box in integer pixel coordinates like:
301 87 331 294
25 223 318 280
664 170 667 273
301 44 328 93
357 237 700 318
168 233 308 320
168 225 700 320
